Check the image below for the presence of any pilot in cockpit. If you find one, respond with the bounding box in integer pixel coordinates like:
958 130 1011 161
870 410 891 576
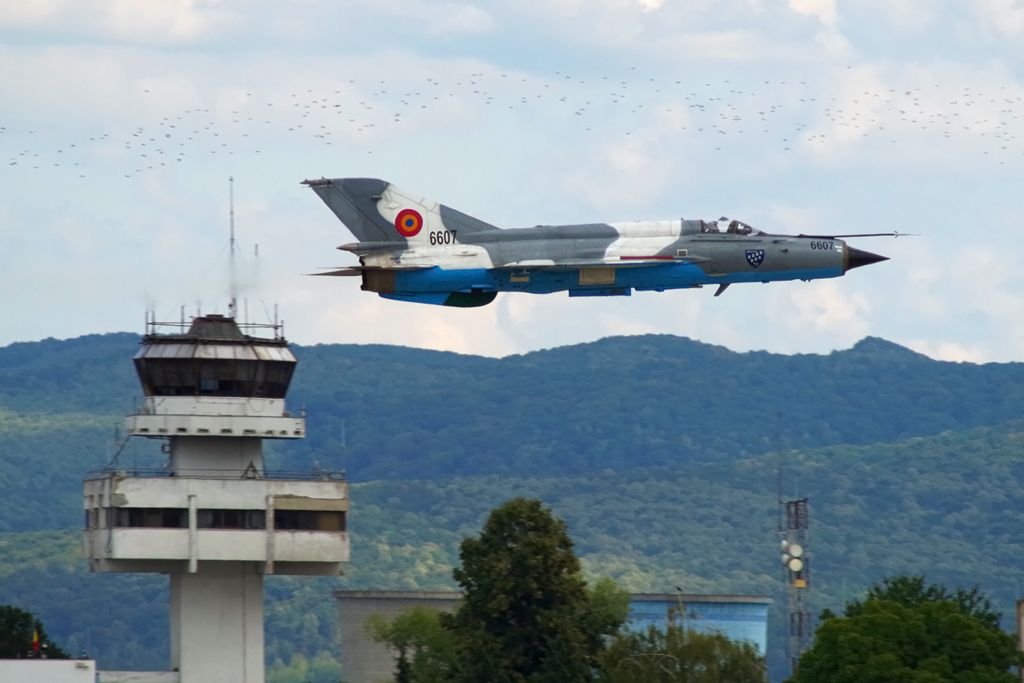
726 219 757 235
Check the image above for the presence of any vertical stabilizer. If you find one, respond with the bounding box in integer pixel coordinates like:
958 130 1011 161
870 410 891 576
303 178 394 241
303 177 499 243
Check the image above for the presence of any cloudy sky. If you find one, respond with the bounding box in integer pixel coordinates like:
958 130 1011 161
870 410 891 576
2 0 1023 361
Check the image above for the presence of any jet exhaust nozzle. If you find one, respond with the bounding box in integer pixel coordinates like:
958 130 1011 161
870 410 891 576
845 246 888 272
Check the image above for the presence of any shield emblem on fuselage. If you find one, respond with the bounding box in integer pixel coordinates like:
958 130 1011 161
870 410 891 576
745 249 765 269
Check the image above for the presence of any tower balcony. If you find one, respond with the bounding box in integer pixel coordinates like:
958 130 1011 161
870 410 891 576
126 397 305 439
83 470 348 575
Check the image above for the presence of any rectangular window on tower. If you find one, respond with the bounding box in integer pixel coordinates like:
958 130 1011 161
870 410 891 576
274 510 346 532
197 509 266 529
105 507 187 528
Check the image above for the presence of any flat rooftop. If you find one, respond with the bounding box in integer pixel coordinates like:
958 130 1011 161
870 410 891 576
333 590 771 604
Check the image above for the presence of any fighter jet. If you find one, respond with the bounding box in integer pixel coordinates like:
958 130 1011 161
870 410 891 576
304 177 889 307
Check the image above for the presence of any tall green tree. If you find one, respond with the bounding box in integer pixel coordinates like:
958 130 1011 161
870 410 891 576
444 497 628 683
790 577 1019 683
598 615 766 683
0 605 68 658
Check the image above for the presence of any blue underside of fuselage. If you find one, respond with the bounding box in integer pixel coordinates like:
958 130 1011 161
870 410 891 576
379 264 843 306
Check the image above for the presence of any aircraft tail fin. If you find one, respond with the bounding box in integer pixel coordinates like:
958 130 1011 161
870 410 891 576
303 178 394 242
303 177 499 244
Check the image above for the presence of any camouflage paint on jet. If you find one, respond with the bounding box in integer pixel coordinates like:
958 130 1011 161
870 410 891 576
303 177 889 307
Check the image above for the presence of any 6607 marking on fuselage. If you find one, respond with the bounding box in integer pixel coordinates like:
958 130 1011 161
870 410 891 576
429 230 457 245
809 240 834 250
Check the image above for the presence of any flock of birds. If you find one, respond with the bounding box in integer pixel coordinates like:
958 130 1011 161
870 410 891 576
3 68 1023 180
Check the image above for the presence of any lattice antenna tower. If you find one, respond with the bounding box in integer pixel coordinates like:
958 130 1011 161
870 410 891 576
780 494 811 676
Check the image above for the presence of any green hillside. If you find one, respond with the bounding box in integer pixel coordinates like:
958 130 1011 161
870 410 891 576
2 332 1024 520
0 332 1021 680
1 423 1022 678
283 334 1024 479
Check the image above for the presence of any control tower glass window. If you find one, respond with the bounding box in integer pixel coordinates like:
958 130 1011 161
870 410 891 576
135 358 295 398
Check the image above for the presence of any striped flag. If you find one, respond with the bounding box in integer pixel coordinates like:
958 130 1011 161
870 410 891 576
31 628 40 653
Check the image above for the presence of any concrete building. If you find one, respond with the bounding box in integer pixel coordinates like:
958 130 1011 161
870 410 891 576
335 591 463 683
84 314 349 683
627 593 772 653
334 590 771 683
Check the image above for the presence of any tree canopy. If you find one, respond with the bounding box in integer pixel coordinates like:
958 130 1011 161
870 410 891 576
0 605 68 659
598 614 766 683
368 495 766 683
444 497 629 683
368 606 457 683
790 577 1019 683
843 575 1002 630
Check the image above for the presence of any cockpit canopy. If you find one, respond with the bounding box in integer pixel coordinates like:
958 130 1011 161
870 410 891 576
699 217 761 235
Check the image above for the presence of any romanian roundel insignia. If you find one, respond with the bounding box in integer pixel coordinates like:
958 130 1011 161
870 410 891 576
395 208 423 238
745 249 765 269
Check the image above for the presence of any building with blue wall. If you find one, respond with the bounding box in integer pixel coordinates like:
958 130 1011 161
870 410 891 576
626 594 771 654
335 590 772 683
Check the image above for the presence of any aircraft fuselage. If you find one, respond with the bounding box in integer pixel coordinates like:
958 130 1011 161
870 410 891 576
305 178 886 307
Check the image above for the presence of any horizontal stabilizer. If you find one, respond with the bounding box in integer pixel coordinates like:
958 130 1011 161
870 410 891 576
308 265 433 277
338 241 407 253
308 268 363 277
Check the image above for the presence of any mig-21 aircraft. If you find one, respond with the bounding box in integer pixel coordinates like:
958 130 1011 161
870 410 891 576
304 177 890 307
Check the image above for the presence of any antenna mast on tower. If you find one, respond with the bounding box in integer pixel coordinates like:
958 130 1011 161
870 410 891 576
228 176 238 319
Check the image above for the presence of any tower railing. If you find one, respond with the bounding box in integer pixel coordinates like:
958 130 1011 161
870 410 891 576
144 316 286 341
84 466 346 482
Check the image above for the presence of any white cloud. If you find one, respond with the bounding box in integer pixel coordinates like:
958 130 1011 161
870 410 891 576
658 30 770 61
103 0 225 42
899 246 945 321
852 0 937 33
0 0 60 24
563 136 676 212
788 0 837 27
367 0 496 36
762 205 826 234
424 4 496 34
0 0 227 43
784 281 871 341
786 0 851 61
904 340 989 363
975 0 1024 37
637 0 666 12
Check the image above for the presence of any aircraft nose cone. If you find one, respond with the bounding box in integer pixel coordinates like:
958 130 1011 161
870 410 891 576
845 246 888 272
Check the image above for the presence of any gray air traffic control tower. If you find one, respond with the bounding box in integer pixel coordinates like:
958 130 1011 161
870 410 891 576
83 314 349 683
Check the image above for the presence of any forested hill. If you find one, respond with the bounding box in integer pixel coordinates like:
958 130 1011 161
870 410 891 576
2 420 1023 676
2 331 1022 487
1 331 1023 678
293 334 1024 480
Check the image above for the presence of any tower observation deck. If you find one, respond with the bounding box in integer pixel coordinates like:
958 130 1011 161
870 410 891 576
83 314 349 683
